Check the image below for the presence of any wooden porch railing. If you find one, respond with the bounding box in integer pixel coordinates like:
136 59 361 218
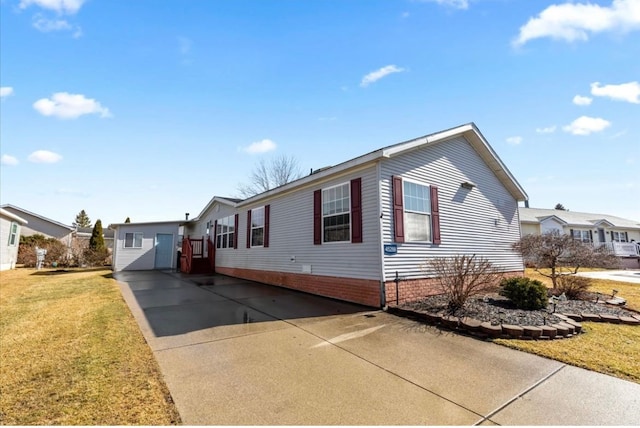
207 237 215 271
180 236 193 274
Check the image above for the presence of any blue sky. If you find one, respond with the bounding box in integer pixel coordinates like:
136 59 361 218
1 0 639 227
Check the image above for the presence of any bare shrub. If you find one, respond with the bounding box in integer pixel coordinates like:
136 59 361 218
424 254 504 314
553 275 592 299
18 235 71 268
81 248 109 267
513 232 619 287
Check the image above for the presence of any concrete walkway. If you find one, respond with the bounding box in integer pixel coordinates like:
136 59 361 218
114 270 640 425
576 269 640 284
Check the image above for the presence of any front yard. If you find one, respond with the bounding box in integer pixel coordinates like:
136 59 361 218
0 268 180 425
494 268 640 383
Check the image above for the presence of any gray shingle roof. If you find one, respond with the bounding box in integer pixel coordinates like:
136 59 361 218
519 207 640 229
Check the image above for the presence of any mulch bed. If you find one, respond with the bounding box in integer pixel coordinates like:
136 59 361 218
400 292 638 327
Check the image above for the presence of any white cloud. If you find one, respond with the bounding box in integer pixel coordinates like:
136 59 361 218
512 0 640 47
360 65 406 87
590 81 640 103
31 14 82 36
1 87 14 98
1 155 19 165
506 136 523 145
563 116 611 135
28 150 63 163
241 139 277 154
33 92 111 119
572 95 592 106
19 0 85 14
417 0 469 10
536 125 557 134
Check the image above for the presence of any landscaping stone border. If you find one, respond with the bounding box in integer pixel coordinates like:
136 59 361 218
386 307 640 340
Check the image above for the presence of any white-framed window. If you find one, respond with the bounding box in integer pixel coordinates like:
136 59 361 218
322 183 350 242
251 207 265 247
8 222 18 246
572 229 591 243
611 231 628 242
124 232 143 248
216 216 235 249
403 179 431 242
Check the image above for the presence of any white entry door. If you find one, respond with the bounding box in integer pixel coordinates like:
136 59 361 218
154 233 174 269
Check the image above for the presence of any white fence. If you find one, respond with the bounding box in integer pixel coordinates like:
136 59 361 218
597 242 640 257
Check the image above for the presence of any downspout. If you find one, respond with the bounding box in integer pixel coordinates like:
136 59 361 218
376 160 387 309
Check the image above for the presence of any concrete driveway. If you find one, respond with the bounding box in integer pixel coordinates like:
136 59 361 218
114 270 640 425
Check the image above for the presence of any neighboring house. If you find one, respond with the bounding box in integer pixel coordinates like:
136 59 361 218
0 208 28 270
113 123 528 307
519 207 640 268
0 204 75 248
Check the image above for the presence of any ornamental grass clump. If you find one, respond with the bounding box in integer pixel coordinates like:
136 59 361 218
499 277 548 310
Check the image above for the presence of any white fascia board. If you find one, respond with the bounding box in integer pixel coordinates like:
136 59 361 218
0 208 28 224
111 220 187 227
193 197 240 222
381 123 474 158
538 215 569 226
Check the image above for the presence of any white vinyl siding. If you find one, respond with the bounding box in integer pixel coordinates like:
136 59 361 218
214 165 381 281
380 136 524 281
113 223 180 271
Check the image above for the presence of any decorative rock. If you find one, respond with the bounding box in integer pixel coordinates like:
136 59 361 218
581 313 601 322
564 313 583 322
551 323 570 337
522 325 542 339
539 325 557 339
600 314 620 324
606 297 627 306
460 317 482 331
632 314 640 322
502 324 524 339
564 319 582 333
619 316 640 326
480 322 502 338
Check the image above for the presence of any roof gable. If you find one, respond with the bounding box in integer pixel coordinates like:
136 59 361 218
0 204 72 231
519 207 640 229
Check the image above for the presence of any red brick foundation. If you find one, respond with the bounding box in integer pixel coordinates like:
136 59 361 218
215 267 382 307
384 270 524 306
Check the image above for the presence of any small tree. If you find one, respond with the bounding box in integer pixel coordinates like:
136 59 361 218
237 155 303 198
73 210 91 228
89 220 105 250
513 232 619 287
124 217 131 223
554 203 567 211
424 254 503 313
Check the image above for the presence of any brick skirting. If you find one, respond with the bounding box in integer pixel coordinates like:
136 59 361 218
215 267 382 307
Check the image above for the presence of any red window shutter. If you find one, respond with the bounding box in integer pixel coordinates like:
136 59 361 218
430 185 441 244
264 205 270 248
214 220 218 247
314 189 322 245
246 210 252 248
351 178 362 243
392 176 404 243
233 214 239 249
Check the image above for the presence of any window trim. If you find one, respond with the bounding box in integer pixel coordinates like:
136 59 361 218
250 206 265 248
402 178 432 243
216 215 236 249
8 222 18 246
124 232 143 248
321 182 351 244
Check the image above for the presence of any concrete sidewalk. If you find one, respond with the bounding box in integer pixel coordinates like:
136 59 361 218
114 270 640 425
576 269 640 284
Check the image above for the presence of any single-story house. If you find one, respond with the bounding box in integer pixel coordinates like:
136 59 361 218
0 204 75 248
113 123 528 307
0 208 28 271
519 207 640 268
75 226 115 251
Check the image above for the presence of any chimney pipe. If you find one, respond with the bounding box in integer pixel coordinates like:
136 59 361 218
185 213 190 220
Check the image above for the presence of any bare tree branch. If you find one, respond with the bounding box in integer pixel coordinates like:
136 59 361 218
237 155 302 198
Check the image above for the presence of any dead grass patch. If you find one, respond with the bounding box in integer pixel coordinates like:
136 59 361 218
0 268 181 425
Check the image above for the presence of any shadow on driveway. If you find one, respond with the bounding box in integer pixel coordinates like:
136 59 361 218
113 270 370 337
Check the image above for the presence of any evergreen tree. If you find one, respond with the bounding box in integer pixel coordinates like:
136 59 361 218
124 217 131 223
89 220 105 250
73 210 92 228
554 203 567 211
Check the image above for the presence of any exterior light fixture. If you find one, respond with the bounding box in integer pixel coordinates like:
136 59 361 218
461 181 476 190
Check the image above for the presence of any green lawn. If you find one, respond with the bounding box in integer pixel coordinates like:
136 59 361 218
0 268 181 425
494 268 640 384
